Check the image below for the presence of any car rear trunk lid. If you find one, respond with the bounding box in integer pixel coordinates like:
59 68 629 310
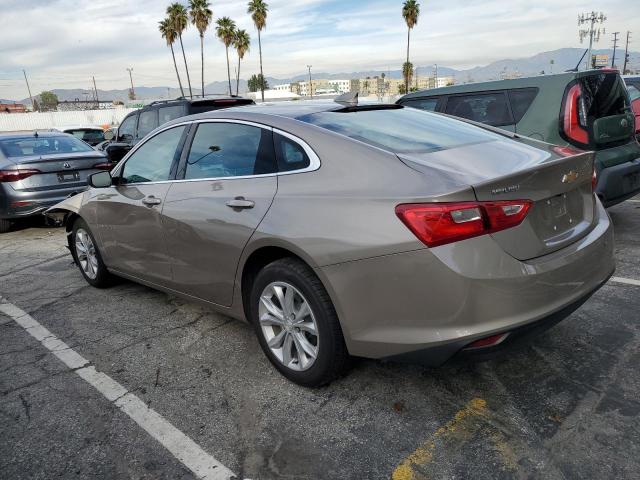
398 138 596 261
5 151 105 192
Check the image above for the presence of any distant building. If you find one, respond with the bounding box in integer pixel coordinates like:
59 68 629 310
0 103 27 114
327 79 350 94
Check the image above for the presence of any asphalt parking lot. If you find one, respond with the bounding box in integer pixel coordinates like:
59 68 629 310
1 197 639 480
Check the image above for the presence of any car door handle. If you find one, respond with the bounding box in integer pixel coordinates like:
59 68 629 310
142 196 162 207
226 197 255 209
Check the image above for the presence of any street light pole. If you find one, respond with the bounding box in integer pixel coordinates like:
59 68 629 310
126 68 135 100
307 65 313 99
23 69 36 112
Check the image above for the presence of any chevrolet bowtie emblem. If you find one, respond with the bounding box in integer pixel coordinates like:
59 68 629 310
562 170 579 183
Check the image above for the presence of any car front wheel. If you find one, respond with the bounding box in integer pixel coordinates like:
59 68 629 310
250 258 350 387
72 218 114 288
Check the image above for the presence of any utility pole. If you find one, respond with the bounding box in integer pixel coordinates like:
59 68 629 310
126 68 135 100
92 76 99 107
307 65 313 99
623 31 632 75
23 69 36 112
611 32 620 68
578 11 607 70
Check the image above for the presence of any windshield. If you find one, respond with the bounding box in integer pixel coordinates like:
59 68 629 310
296 107 500 154
65 129 105 143
0 135 94 157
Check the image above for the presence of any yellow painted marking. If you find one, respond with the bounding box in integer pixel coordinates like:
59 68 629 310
391 398 487 480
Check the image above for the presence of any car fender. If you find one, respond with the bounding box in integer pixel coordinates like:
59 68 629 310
45 191 85 226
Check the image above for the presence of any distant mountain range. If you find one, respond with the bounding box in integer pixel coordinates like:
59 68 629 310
8 47 639 105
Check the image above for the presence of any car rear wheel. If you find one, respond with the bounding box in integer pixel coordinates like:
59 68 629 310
72 218 114 288
0 218 11 233
250 258 350 387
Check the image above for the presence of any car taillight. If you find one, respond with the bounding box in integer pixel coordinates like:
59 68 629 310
396 200 532 248
562 83 589 145
0 169 41 182
93 162 113 170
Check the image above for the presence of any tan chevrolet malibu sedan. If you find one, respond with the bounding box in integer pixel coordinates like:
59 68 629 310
48 100 615 387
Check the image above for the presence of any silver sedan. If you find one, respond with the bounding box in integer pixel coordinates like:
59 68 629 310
48 101 615 386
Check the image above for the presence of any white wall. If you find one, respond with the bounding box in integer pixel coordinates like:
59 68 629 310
0 108 137 132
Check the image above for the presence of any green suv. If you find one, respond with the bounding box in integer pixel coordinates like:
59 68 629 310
398 70 640 207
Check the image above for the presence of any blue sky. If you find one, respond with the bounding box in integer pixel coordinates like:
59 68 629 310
0 0 638 99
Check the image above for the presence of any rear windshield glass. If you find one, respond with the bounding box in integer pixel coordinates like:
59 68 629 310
296 107 500 154
65 129 105 142
580 73 630 120
190 99 254 114
0 135 94 157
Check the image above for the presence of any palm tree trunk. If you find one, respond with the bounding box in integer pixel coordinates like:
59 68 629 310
236 56 241 96
405 27 410 93
170 43 185 98
200 34 205 97
225 45 232 96
258 29 264 102
179 33 193 99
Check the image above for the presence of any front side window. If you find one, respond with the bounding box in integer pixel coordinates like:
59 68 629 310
137 109 158 139
184 122 276 179
121 126 186 184
117 115 137 142
402 97 440 112
444 92 513 127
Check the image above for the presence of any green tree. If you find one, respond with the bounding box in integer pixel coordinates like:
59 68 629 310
247 0 268 102
247 74 268 92
167 3 193 99
189 0 213 97
402 0 420 94
39 91 58 111
402 61 414 92
216 17 237 96
159 18 185 98
233 29 251 96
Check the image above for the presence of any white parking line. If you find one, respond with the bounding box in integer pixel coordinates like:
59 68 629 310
0 297 236 480
610 276 640 287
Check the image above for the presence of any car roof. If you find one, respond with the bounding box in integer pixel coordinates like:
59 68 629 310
397 70 627 101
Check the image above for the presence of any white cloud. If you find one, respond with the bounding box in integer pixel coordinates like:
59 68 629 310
0 0 638 99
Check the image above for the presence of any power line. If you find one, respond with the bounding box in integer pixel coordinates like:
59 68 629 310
611 31 620 68
623 31 632 75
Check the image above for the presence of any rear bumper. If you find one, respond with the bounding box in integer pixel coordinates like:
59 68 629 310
596 158 640 207
318 198 615 362
0 184 88 220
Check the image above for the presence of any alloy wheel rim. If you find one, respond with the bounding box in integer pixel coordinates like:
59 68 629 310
75 228 98 280
258 281 319 371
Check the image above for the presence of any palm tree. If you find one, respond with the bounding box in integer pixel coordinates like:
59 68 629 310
247 0 268 102
159 18 185 97
402 0 420 94
189 0 213 97
215 17 236 96
233 30 251 96
167 3 193 98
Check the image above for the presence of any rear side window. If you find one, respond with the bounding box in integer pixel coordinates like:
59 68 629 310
402 98 440 111
159 105 185 124
445 92 513 127
137 109 158 139
508 88 538 123
297 107 501 154
184 122 276 179
274 133 311 172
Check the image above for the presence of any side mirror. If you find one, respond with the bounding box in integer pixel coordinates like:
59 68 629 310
88 171 113 188
103 129 115 141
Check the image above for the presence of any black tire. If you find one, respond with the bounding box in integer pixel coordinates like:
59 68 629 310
249 257 350 387
0 218 11 233
71 218 115 288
